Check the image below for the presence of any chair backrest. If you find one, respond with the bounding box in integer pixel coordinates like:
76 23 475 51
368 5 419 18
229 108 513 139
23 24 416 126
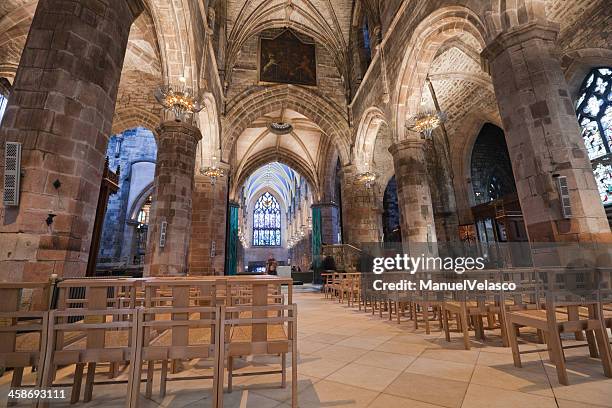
0 283 50 383
56 278 142 310
44 307 139 360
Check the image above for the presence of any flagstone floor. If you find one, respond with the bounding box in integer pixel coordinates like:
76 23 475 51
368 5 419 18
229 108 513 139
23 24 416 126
2 289 612 407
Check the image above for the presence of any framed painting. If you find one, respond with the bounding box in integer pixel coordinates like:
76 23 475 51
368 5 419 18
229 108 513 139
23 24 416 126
259 30 317 86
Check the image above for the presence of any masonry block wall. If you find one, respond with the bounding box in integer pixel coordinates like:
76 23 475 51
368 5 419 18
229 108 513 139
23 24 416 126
189 175 228 275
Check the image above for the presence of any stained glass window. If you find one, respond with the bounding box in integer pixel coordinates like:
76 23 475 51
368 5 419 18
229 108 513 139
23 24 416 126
576 68 612 205
0 94 7 123
252 192 281 246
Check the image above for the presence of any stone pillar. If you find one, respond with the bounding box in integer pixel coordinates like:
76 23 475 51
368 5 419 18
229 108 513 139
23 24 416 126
424 137 459 242
389 133 438 251
482 23 611 243
145 122 201 276
189 166 229 275
0 0 143 281
340 165 383 245
313 202 341 245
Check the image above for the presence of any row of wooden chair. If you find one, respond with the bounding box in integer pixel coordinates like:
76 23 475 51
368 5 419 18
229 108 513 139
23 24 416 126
0 276 298 408
322 268 612 386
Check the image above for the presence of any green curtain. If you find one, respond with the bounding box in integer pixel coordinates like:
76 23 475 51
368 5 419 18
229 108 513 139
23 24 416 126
226 203 239 275
311 206 322 269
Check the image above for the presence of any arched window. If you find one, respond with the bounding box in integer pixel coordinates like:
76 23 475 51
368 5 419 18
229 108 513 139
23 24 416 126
0 94 7 122
133 195 152 264
253 192 281 246
470 123 516 205
383 176 401 243
576 67 612 205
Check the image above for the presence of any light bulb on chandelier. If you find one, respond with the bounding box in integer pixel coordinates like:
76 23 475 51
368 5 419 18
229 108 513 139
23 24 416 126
155 76 206 122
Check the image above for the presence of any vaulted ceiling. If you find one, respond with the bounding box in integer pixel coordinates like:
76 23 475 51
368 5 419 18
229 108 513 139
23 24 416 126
0 0 161 82
224 0 352 79
232 108 331 195
243 162 303 208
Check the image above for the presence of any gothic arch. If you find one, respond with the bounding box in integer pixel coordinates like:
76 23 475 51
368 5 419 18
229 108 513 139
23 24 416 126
222 84 351 165
231 147 320 202
353 106 388 171
393 6 487 142
112 106 162 137
563 48 612 100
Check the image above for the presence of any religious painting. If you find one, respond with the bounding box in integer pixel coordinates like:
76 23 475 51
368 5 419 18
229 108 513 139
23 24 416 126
259 30 317 86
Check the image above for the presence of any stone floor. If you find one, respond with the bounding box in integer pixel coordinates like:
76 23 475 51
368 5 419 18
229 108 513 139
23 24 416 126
2 289 612 407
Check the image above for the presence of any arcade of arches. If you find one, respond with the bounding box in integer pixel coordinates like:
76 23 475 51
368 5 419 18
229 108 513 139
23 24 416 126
0 0 611 281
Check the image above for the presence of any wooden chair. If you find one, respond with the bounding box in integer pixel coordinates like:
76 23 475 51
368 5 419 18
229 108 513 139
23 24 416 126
505 268 612 385
321 273 334 299
139 278 221 400
53 278 141 403
0 282 51 406
441 270 509 350
222 276 297 408
40 307 140 407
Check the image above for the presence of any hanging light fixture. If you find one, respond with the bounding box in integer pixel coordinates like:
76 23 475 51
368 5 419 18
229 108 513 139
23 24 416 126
409 77 447 139
356 163 378 189
200 155 225 186
155 77 205 122
410 110 447 139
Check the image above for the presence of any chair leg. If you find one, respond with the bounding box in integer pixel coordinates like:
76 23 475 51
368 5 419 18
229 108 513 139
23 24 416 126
423 304 431 335
160 360 168 397
227 356 233 393
7 367 24 407
507 321 522 368
593 324 612 378
83 362 96 402
145 361 154 398
71 363 85 404
546 326 568 385
459 308 470 350
281 353 287 388
585 329 599 358
442 307 451 342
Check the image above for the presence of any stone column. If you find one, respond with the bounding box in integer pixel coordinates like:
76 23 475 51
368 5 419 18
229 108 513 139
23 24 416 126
145 122 201 276
313 202 341 245
340 165 383 245
482 23 611 243
389 133 438 251
188 165 230 275
0 0 143 281
424 137 459 242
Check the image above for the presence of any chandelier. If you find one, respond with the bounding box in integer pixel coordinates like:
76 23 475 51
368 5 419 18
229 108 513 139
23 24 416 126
356 163 377 188
155 77 205 122
199 156 225 186
410 110 447 139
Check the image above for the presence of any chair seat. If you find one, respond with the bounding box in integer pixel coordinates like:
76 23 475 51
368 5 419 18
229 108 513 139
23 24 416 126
509 309 574 330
